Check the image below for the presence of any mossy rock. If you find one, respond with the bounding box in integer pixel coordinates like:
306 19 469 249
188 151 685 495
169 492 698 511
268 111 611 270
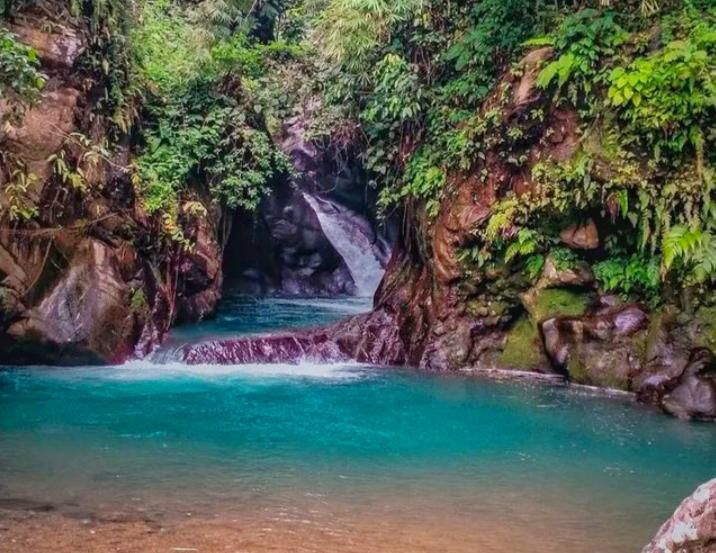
527 288 590 323
567 351 630 390
692 305 716 350
496 315 546 371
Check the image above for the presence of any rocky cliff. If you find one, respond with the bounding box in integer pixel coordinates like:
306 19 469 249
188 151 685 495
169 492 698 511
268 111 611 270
336 49 716 421
0 9 222 364
181 48 716 422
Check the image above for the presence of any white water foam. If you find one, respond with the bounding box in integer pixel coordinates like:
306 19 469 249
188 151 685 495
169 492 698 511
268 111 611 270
274 297 373 314
30 360 373 382
302 193 388 298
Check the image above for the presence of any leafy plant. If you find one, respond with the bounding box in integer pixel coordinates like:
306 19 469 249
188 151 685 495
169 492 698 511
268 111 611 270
445 0 538 105
0 28 44 123
594 254 661 304
551 247 580 272
662 225 716 284
1 164 38 222
536 9 627 106
607 17 716 161
505 229 540 263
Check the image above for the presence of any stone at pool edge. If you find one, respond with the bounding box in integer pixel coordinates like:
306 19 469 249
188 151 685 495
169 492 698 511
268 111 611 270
643 478 716 553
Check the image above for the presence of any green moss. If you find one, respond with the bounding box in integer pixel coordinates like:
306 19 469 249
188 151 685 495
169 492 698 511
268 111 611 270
693 305 716 350
129 289 148 315
567 355 588 384
497 316 544 370
530 288 589 323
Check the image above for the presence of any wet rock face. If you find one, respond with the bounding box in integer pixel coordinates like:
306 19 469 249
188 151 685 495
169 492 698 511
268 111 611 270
180 308 408 367
0 13 224 365
643 478 716 553
660 350 716 421
541 304 649 387
176 214 223 323
2 239 140 365
225 107 392 297
226 184 356 296
182 329 349 365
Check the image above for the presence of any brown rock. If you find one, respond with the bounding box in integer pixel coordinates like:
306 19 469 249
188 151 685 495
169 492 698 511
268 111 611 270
658 349 716 421
541 304 649 388
176 212 223 322
10 22 86 69
560 219 599 250
512 47 554 108
3 86 81 188
5 239 139 364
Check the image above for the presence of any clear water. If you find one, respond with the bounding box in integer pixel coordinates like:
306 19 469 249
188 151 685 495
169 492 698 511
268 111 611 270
1 297 715 552
167 294 371 343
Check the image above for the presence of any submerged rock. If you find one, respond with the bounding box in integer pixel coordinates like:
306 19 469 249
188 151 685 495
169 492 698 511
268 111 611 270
643 478 716 553
182 330 349 365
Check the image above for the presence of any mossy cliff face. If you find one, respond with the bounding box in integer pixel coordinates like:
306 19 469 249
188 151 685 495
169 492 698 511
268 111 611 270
0 10 222 365
327 49 716 421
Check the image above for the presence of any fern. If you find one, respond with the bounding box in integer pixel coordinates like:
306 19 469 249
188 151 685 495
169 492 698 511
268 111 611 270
505 229 540 263
662 225 704 271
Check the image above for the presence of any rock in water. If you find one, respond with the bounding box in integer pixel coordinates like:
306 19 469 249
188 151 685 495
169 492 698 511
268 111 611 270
660 350 716 421
4 239 138 364
643 478 716 553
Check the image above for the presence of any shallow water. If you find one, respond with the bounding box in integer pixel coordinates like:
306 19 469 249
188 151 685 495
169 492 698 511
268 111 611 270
1 297 715 552
164 294 371 344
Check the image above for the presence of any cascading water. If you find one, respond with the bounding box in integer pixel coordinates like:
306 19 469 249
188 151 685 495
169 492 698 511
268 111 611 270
302 192 389 298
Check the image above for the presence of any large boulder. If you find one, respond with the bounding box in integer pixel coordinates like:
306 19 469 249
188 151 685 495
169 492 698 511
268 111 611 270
541 303 649 388
660 350 716 421
643 478 716 553
4 238 141 364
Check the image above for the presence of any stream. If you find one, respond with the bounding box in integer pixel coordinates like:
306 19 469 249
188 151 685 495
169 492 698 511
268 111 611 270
1 293 715 552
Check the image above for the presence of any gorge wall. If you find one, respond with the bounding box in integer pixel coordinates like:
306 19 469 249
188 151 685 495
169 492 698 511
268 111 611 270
225 113 392 297
2 3 715 424
0 5 392 364
0 8 224 364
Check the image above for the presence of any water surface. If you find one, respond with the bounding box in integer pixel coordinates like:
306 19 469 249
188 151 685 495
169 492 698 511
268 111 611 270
1 297 714 552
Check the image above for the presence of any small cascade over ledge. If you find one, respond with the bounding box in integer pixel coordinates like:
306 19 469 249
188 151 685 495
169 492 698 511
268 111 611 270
302 192 390 298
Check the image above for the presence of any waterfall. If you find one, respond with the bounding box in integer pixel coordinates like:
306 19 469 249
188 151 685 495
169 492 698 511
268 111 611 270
302 193 388 298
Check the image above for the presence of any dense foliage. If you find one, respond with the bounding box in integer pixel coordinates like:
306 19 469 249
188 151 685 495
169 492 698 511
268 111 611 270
132 0 292 215
303 0 716 306
2 0 716 305
0 28 44 122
